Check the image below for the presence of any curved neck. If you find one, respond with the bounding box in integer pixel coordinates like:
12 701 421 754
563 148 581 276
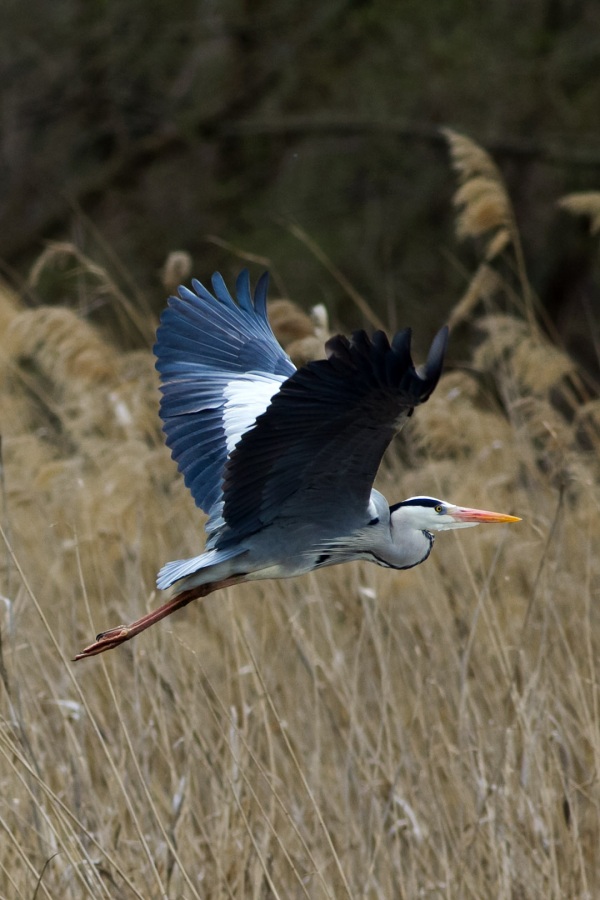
315 491 435 572
360 493 435 569
381 524 434 569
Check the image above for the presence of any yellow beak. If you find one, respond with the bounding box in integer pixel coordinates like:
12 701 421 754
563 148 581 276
448 506 521 524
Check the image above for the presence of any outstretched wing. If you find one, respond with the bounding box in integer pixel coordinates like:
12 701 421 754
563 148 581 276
155 270 295 527
219 325 448 541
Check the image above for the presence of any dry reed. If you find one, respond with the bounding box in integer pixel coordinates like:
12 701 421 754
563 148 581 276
1 151 599 897
558 191 600 235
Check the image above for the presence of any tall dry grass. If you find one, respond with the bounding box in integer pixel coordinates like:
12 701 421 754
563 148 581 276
1 139 599 898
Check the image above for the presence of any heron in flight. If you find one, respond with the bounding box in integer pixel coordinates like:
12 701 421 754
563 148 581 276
75 271 519 659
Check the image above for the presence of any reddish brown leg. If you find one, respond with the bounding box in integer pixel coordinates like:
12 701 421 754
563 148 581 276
73 576 246 661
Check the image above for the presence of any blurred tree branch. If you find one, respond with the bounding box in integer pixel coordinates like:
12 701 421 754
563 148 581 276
4 115 600 266
224 116 600 170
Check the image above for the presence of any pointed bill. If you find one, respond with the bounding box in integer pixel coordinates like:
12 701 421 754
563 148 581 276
447 506 521 524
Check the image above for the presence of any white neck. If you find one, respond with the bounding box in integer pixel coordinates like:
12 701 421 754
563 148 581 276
379 518 434 569
344 491 435 570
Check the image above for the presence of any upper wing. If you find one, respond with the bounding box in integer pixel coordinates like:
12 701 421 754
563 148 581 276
154 270 295 524
220 325 449 541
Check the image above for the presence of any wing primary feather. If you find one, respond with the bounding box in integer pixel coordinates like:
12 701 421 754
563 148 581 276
324 333 351 363
188 279 219 305
234 269 254 313
423 325 449 382
252 271 270 318
210 272 238 308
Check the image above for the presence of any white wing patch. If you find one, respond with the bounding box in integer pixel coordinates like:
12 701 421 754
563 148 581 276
222 374 287 453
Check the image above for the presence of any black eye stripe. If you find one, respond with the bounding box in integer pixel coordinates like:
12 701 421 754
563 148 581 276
390 497 442 511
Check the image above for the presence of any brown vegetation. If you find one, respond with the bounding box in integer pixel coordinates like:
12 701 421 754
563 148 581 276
1 137 599 898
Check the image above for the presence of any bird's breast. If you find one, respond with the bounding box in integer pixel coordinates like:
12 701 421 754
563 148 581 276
245 560 315 581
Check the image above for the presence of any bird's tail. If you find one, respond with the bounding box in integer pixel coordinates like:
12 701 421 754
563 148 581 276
156 545 247 590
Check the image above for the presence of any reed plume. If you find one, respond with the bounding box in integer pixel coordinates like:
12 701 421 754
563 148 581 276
558 191 600 235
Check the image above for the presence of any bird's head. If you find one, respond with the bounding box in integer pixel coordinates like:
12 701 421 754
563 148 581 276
390 496 521 533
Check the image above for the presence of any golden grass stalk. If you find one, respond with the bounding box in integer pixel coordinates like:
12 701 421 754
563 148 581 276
447 263 502 329
558 191 600 235
160 250 193 293
284 221 386 330
28 241 156 345
0 281 19 335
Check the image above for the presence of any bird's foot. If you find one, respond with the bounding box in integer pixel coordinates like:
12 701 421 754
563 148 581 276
73 575 245 661
73 625 134 660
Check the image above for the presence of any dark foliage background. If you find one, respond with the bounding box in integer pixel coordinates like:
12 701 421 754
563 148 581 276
2 0 600 366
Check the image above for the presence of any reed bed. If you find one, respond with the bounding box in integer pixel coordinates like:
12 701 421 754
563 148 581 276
0 134 599 898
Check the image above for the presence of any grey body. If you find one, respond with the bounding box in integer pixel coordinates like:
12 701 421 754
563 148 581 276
171 489 434 592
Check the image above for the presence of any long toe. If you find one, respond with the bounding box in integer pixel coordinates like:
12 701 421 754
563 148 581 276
73 626 132 660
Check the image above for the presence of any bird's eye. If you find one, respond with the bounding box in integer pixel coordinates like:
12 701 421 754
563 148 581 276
435 504 443 513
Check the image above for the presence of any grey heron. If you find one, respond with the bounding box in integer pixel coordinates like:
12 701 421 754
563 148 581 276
75 271 519 660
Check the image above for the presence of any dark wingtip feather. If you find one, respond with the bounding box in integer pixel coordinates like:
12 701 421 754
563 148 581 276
324 333 351 362
423 325 449 384
323 325 446 399
391 328 412 356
